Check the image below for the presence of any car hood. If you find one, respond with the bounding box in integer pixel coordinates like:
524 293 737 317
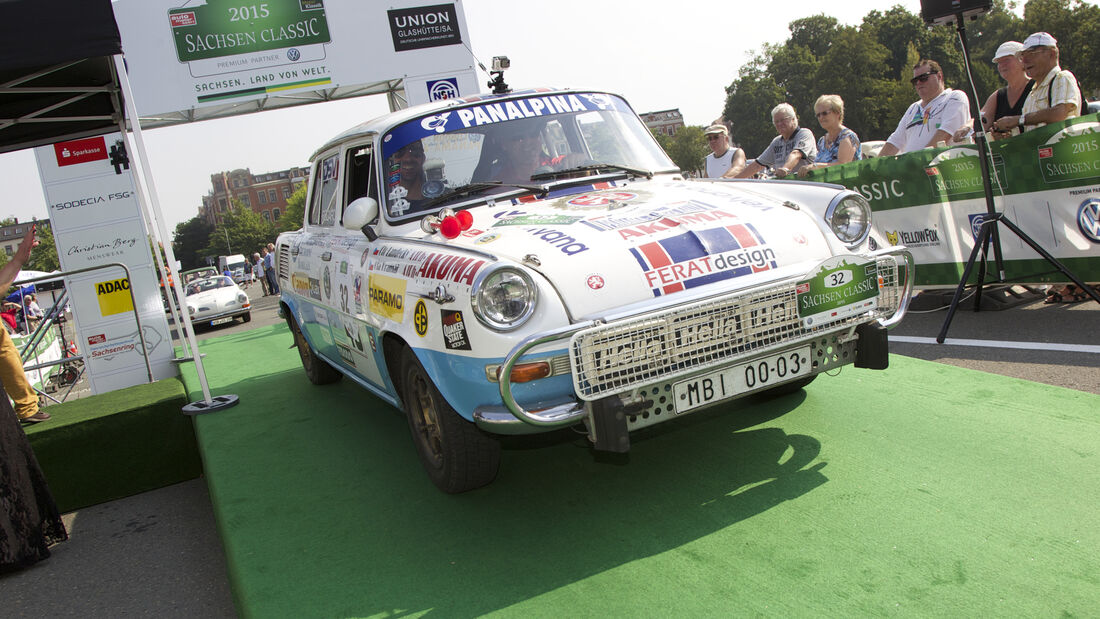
186 288 240 307
427 180 838 319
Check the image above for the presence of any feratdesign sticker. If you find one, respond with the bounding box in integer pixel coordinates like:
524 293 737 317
630 223 777 297
413 300 428 337
441 310 471 350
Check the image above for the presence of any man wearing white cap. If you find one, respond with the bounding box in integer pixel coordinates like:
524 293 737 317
983 41 1033 140
992 32 1080 133
702 124 745 178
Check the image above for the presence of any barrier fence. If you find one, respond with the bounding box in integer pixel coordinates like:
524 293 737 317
808 113 1100 287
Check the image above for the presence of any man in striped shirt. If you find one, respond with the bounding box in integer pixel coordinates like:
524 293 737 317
992 32 1080 133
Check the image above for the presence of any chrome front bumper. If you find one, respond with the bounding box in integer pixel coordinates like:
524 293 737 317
474 249 914 434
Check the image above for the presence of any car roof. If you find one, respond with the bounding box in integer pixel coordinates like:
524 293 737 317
309 87 620 161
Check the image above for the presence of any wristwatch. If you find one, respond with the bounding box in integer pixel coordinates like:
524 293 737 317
1018 115 1027 129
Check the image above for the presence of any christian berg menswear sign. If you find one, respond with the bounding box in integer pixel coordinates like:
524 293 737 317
35 134 176 394
806 114 1100 287
112 0 478 125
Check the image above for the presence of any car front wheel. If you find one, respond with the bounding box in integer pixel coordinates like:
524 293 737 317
399 347 500 493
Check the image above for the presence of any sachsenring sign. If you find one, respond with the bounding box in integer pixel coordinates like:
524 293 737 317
808 114 1100 286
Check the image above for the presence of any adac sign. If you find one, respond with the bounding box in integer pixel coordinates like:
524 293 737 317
95 278 134 316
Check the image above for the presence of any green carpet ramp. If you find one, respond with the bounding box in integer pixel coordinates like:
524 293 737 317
24 377 200 513
182 325 1100 617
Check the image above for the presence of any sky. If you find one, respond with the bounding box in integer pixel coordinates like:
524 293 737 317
2 0 939 234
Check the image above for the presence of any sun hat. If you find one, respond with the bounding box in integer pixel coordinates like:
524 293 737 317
993 41 1024 61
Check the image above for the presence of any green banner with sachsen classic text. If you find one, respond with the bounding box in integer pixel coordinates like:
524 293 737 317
170 0 330 63
805 114 1100 286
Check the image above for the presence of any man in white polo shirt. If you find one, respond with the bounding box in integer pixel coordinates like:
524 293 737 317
702 124 745 178
991 31 1080 133
879 59 971 156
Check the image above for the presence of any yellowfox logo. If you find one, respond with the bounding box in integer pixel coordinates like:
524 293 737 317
885 230 900 246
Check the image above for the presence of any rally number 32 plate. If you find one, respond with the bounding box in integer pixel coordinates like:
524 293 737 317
673 346 811 414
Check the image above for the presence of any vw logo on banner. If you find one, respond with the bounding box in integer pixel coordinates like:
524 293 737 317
968 213 987 241
1077 198 1100 243
427 78 459 101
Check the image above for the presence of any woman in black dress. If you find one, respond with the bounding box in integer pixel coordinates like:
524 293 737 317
0 384 67 573
0 225 66 573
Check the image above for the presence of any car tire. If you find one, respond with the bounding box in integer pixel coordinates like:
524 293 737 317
761 374 817 397
286 312 341 385
399 347 500 493
241 312 251 323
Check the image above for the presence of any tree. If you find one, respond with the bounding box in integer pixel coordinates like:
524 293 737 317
723 58 785 157
26 224 59 272
205 200 276 259
654 126 708 176
172 215 214 270
277 183 308 233
812 27 900 143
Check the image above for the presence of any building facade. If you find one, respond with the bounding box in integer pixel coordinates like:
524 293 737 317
0 218 49 258
640 109 685 137
199 166 309 227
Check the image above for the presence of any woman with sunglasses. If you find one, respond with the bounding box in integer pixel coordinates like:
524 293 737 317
879 60 971 157
799 94 861 177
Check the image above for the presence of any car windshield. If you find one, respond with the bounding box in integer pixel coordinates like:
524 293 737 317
184 268 217 284
186 276 234 296
379 92 676 220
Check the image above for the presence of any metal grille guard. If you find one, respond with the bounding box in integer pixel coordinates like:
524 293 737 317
479 249 914 431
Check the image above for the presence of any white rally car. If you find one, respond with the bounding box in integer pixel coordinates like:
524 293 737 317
276 88 913 493
185 276 251 328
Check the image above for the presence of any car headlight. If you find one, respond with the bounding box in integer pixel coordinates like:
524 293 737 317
825 192 871 246
237 293 248 304
472 267 537 331
187 305 195 315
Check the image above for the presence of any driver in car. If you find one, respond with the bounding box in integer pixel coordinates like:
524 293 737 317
386 141 427 215
491 120 587 183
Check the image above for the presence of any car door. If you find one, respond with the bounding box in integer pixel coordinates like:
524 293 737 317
295 150 341 365
328 142 389 390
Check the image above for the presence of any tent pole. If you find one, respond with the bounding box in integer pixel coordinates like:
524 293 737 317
112 55 237 414
106 66 187 360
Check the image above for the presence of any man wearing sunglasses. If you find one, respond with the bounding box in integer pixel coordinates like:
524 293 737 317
879 60 971 157
703 124 745 178
991 32 1080 134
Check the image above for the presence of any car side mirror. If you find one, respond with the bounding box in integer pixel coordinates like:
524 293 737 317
343 197 379 241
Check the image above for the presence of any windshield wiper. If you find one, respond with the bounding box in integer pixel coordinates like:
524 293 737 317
420 181 546 210
529 163 654 181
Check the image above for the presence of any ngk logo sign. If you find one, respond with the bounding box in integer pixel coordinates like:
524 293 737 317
54 136 108 167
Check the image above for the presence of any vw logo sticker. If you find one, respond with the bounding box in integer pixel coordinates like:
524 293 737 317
1077 198 1100 243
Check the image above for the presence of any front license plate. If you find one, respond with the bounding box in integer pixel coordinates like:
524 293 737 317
210 317 233 326
673 346 811 414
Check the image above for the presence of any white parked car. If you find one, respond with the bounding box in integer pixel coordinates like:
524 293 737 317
185 276 251 328
276 88 914 493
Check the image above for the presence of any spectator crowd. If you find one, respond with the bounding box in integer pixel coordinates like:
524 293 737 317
703 31 1090 303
